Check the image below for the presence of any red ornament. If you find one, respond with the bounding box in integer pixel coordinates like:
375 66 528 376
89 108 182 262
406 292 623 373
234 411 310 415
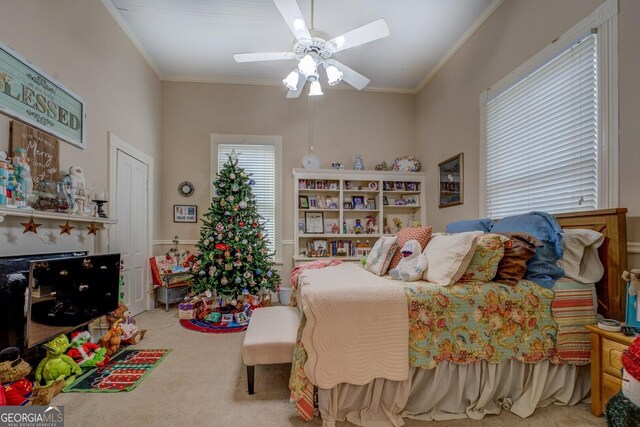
253 222 258 228
239 221 245 227
215 243 228 251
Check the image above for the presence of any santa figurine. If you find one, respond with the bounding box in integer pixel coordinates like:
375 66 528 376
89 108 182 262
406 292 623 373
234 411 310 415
66 331 109 369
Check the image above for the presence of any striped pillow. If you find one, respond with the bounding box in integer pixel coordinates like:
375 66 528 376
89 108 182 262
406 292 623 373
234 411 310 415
387 226 432 271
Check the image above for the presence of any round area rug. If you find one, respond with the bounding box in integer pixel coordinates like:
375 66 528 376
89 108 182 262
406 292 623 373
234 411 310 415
180 318 248 334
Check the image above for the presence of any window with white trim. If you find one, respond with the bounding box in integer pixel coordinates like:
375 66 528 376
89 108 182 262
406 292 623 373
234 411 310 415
480 0 617 218
211 136 282 259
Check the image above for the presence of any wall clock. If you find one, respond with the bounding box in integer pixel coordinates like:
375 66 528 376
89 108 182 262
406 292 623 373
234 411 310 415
178 181 194 197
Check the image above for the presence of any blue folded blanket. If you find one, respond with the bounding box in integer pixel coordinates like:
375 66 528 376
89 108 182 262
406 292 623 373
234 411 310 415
446 218 494 233
491 211 564 288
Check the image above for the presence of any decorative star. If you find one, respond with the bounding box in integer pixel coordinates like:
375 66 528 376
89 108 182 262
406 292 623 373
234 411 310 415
87 222 100 235
45 231 57 244
59 221 74 235
77 232 86 244
229 149 238 163
21 217 41 234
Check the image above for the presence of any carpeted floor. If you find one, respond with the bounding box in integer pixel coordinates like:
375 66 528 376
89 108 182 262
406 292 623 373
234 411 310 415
52 307 607 427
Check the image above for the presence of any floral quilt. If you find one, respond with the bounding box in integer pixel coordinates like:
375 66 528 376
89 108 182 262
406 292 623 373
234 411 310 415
290 279 559 406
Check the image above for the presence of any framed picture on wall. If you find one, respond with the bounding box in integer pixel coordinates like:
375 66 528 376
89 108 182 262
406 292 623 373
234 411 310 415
438 153 464 208
174 205 197 223
305 212 324 234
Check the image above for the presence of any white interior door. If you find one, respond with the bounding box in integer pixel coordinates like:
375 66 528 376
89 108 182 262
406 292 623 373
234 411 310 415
114 150 149 316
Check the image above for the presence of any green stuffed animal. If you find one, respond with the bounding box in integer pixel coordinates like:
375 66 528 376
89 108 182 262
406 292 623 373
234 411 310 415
35 334 82 387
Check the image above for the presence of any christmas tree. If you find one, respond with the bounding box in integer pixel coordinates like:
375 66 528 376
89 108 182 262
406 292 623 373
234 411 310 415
190 151 280 298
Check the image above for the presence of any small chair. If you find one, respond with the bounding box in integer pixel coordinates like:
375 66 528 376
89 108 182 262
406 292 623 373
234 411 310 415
242 306 300 394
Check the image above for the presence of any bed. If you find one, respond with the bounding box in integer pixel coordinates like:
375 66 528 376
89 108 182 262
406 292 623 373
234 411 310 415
288 208 628 426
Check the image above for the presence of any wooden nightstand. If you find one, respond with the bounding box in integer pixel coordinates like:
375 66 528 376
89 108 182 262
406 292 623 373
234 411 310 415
586 325 635 416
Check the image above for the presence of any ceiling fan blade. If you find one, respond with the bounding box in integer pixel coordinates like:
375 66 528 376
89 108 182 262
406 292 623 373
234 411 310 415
331 60 370 90
328 19 390 53
233 52 296 63
273 0 312 42
286 73 305 98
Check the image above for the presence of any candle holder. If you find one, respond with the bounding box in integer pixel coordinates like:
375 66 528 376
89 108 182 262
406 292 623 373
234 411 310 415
92 199 108 218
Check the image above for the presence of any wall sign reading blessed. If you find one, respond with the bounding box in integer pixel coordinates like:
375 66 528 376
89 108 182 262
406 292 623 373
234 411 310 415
0 42 86 148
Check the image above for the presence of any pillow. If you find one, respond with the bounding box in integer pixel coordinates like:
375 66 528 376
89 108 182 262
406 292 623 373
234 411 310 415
422 231 483 286
490 212 564 288
446 218 495 233
459 233 510 284
387 226 433 271
365 236 399 276
557 229 605 283
494 232 540 285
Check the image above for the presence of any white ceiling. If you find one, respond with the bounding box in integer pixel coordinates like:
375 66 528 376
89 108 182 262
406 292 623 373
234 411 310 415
106 0 496 92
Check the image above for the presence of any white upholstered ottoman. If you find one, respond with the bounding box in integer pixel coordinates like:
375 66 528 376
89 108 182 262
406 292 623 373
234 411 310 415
242 306 300 394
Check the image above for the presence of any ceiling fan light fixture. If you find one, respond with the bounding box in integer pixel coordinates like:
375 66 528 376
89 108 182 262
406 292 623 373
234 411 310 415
325 65 343 86
298 54 317 77
309 80 323 96
283 70 299 90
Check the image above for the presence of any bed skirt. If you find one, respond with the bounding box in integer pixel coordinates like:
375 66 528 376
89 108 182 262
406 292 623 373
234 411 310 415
318 360 590 427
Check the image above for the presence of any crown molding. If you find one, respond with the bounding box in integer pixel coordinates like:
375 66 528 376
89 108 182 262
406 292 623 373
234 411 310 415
415 0 504 93
100 0 163 79
162 74 416 94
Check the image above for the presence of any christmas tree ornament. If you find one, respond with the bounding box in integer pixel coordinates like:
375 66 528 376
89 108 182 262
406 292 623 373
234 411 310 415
246 255 253 262
224 211 231 216
205 290 213 298
235 237 240 242
209 267 215 276
235 277 241 284
249 179 255 186
209 253 214 261
59 221 74 235
242 239 248 245
232 185 239 192
235 252 242 258
87 222 100 235
220 199 226 207
21 217 42 234
217 234 223 240
228 231 233 238
232 205 239 211
199 270 206 277
224 250 231 258
208 236 214 242
242 288 249 295
227 195 234 202
239 201 247 209
253 222 258 228
217 258 224 265
256 268 262 275
239 221 245 227
215 243 228 251
234 260 242 267
243 272 251 279
229 173 236 180
267 271 273 277
225 263 233 271
203 239 210 246
216 223 224 233
221 277 228 285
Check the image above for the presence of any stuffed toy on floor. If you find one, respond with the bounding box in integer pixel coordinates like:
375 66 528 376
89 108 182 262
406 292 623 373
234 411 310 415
67 331 109 369
0 347 64 406
109 303 146 345
35 335 82 387
389 240 428 282
100 320 123 356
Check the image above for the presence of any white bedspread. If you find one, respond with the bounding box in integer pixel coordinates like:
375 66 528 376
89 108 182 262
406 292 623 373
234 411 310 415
299 263 409 389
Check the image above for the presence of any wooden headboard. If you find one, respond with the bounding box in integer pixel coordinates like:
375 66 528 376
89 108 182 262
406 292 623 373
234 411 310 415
554 208 628 320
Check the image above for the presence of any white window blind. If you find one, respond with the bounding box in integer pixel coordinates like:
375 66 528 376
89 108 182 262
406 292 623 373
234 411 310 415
485 33 598 218
217 144 276 254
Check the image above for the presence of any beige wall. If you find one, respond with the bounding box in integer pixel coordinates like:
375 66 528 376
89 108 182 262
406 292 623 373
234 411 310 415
160 81 416 283
415 0 640 247
0 0 162 238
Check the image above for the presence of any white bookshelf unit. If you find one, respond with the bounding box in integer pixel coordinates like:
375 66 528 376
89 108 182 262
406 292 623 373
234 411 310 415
293 168 426 263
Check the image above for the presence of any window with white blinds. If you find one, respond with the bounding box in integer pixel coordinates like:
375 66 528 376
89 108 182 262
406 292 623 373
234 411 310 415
484 33 599 218
217 143 277 255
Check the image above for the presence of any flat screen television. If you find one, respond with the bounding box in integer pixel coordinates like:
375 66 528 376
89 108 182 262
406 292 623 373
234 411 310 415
0 252 120 349
0 252 87 350
27 253 121 348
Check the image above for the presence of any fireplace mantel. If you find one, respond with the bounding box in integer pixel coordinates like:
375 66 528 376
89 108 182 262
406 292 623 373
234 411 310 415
0 206 117 225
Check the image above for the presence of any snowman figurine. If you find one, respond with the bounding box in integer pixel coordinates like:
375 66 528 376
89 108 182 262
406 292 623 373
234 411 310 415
354 154 363 171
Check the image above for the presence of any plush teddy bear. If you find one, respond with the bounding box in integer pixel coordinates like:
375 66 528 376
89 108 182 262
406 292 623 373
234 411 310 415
389 240 428 282
107 303 146 345
0 347 64 406
623 269 640 296
67 331 109 369
35 335 83 387
100 321 123 356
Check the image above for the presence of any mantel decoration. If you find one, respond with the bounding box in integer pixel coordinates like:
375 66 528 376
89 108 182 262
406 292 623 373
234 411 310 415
438 153 464 208
0 42 86 148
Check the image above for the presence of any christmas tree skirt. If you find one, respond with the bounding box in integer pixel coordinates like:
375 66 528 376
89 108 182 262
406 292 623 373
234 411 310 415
179 318 248 334
63 348 172 393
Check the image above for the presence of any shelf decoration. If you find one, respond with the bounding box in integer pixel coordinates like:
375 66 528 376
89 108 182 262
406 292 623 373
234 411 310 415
59 220 74 235
87 222 100 235
21 217 41 234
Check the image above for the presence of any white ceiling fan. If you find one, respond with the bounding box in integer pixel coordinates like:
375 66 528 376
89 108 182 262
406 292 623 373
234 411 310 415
233 0 390 98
